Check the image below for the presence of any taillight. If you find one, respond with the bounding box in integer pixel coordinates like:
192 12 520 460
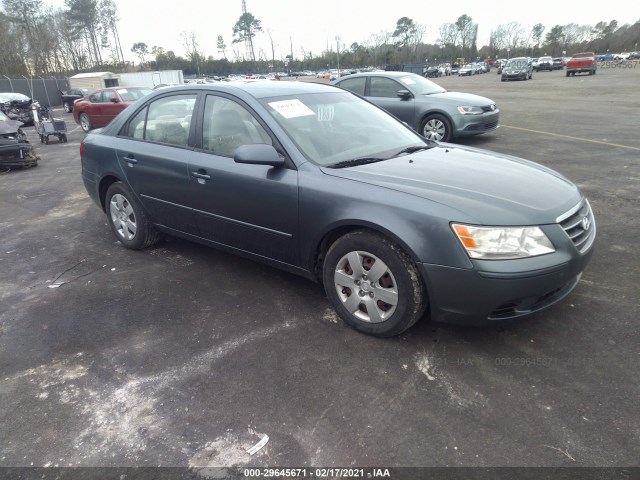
80 141 85 159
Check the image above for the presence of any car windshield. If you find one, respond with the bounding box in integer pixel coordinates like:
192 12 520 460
506 59 528 68
260 91 428 167
116 87 152 101
396 75 445 95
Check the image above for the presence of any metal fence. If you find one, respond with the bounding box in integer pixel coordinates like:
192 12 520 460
0 77 70 107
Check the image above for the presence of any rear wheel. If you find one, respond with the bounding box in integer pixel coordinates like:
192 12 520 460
105 182 160 250
79 113 92 133
322 230 427 337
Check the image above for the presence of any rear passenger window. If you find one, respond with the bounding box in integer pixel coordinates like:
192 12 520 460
337 77 366 96
122 94 197 146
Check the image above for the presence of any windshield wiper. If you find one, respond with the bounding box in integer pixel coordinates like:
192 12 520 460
326 157 388 169
392 145 432 157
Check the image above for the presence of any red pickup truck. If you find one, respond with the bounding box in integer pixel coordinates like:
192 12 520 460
566 52 597 76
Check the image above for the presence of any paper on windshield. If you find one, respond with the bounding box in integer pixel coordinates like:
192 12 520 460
268 99 315 119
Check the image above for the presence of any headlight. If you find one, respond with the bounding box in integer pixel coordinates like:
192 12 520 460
457 106 483 115
452 224 555 259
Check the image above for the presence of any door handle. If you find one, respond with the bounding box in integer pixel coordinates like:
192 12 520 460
191 171 211 180
122 154 137 164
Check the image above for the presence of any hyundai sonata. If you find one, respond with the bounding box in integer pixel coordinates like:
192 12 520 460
80 82 595 337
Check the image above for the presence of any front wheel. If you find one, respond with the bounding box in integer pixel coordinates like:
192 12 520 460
79 112 92 133
322 230 428 337
420 114 452 142
105 182 160 250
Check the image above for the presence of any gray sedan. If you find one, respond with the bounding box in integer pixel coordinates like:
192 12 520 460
80 81 594 337
332 71 499 142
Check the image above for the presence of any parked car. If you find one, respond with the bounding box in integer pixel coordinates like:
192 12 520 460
438 63 451 76
450 64 461 75
501 57 533 81
80 81 595 337
0 110 38 169
0 92 36 125
424 66 442 78
627 52 640 60
566 52 597 76
458 64 476 76
552 57 565 69
72 86 152 132
332 71 499 142
537 56 554 71
60 88 92 113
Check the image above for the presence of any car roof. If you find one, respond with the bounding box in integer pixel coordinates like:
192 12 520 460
152 80 338 100
336 71 421 79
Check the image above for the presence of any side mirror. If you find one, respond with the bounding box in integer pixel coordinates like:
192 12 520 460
110 97 120 103
397 89 413 100
234 144 285 167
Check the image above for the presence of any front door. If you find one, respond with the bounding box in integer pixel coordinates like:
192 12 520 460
368 77 416 127
188 94 299 266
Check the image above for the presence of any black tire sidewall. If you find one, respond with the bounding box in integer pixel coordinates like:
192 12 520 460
323 230 426 337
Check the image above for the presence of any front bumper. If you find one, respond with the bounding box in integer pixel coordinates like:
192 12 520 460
502 71 527 80
418 205 596 326
0 143 39 168
454 110 500 137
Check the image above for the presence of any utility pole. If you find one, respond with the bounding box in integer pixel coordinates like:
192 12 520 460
336 36 341 76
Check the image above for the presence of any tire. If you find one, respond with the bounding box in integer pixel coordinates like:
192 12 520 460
420 114 452 142
105 182 160 250
63 102 71 113
79 113 93 133
44 135 49 145
566 71 570 77
62 134 68 143
322 230 427 337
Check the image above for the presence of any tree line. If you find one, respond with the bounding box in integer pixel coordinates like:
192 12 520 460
1 0 638 77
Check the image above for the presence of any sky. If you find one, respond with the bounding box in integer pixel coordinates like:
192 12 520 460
50 0 635 63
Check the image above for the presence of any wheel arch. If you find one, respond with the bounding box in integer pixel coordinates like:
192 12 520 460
98 174 123 212
417 109 454 132
311 221 426 286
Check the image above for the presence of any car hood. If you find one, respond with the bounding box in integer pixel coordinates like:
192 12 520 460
0 120 22 134
321 144 582 225
422 91 494 106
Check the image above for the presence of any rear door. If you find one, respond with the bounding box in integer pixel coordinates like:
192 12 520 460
114 93 199 234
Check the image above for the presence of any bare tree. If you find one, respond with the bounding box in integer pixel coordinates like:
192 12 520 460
180 31 203 76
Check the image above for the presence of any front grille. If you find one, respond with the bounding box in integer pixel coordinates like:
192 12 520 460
558 199 596 253
465 121 499 132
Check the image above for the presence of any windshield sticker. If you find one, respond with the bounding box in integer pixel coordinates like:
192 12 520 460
317 105 334 122
116 89 129 94
268 99 315 119
400 77 416 85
